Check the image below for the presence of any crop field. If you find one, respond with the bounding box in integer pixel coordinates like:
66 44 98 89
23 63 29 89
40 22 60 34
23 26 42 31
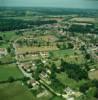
70 17 96 23
18 54 40 62
0 82 35 100
0 31 18 40
17 46 59 54
51 49 75 57
38 35 58 42
89 70 98 80
0 64 23 81
0 81 55 100
51 49 85 64
0 43 9 48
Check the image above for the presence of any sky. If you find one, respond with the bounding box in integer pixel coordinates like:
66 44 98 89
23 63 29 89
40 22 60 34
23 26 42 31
0 0 98 9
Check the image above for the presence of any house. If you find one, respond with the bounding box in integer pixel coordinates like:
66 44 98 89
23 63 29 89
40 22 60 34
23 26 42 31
40 52 49 58
40 71 51 84
64 87 75 95
0 48 7 58
27 79 39 89
21 63 31 73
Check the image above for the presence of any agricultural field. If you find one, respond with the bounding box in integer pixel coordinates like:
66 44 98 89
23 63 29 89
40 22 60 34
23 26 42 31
56 72 87 90
0 82 35 100
0 7 98 100
0 31 18 41
89 70 98 80
70 17 96 23
0 43 9 48
38 35 58 42
0 64 23 81
0 81 57 100
51 49 85 64
0 54 16 64
17 46 58 54
95 18 98 27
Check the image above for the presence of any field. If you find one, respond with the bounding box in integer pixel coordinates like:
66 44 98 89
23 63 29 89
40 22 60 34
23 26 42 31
51 49 75 57
17 46 58 54
0 82 35 100
38 35 58 42
51 49 85 64
0 43 9 48
56 72 86 90
95 18 98 27
89 70 98 80
70 17 96 23
0 55 15 63
0 81 56 100
0 64 23 81
0 31 19 41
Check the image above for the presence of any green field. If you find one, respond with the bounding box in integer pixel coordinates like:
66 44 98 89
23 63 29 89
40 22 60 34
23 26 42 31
51 49 75 57
0 55 16 64
0 31 19 41
0 43 9 48
56 72 87 90
0 64 23 81
51 49 84 64
0 81 55 100
0 82 35 100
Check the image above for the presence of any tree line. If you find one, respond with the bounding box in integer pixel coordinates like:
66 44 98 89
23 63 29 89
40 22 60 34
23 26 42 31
0 18 57 31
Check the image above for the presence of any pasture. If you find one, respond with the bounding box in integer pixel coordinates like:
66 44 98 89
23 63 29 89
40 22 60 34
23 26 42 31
0 64 23 81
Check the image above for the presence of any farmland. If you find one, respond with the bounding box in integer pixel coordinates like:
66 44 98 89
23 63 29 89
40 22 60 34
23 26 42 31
89 70 98 80
0 64 23 81
0 82 35 100
70 17 96 23
0 7 98 100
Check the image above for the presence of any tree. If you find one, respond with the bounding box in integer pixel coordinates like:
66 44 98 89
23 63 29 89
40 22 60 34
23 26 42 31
7 47 11 53
8 76 15 83
85 53 91 60
79 82 90 93
67 42 74 49
0 36 3 40
50 63 57 80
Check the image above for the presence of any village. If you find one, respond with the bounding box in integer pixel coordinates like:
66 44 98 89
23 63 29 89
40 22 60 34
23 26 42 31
0 7 98 100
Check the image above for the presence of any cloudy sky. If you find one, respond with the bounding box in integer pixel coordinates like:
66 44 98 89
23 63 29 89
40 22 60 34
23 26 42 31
0 0 98 9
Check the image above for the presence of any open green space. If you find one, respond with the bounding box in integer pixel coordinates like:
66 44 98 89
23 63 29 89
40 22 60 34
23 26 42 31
0 82 35 100
0 81 54 100
56 72 87 90
51 49 84 64
0 54 16 64
51 49 75 57
0 31 19 41
0 42 9 48
0 64 23 81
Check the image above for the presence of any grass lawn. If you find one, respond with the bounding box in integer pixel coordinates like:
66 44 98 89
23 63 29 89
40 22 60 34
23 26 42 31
0 64 23 81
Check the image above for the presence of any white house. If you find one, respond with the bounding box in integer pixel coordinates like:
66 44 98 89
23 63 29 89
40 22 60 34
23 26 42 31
0 48 7 58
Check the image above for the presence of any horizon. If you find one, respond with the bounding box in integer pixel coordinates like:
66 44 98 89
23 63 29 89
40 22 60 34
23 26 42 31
0 0 98 9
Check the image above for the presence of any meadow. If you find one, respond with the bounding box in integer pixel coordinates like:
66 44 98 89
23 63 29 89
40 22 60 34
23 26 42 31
0 64 23 81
